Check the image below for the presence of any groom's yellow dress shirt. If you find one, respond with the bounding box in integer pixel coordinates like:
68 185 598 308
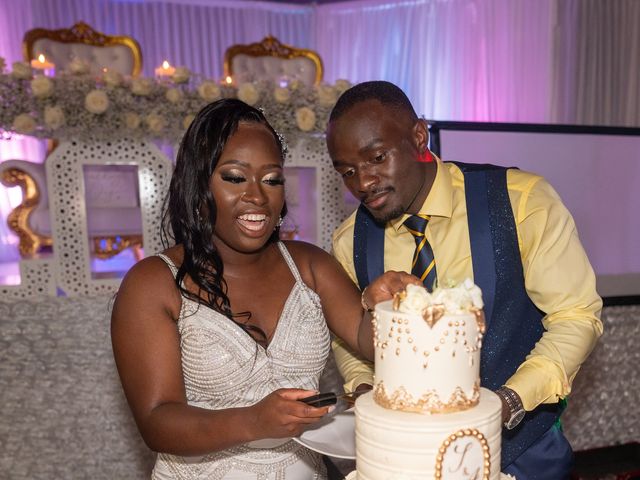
332 159 603 411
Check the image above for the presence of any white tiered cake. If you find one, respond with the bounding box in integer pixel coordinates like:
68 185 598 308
353 281 503 480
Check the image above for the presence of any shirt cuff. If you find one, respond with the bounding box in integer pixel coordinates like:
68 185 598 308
505 362 567 411
344 373 374 393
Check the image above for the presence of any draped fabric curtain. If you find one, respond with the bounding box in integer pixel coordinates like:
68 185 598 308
315 0 556 122
551 0 640 126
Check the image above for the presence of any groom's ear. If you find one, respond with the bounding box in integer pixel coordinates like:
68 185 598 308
413 118 429 154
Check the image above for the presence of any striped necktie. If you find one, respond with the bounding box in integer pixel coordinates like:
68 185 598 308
404 214 437 291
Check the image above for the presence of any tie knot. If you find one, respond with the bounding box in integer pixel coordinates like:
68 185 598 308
404 214 429 237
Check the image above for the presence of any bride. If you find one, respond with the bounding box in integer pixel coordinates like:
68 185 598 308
111 98 416 479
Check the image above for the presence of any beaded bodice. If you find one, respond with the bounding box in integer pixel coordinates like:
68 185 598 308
152 242 331 479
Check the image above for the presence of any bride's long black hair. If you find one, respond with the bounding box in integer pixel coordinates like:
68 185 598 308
161 99 287 342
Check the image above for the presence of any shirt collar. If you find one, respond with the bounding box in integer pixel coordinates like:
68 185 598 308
390 155 454 231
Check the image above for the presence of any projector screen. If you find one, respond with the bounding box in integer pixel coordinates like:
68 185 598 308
429 122 640 300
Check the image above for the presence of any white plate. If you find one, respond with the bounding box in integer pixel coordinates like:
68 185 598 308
293 409 356 459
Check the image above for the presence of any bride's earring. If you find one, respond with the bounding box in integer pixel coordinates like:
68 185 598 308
277 216 283 227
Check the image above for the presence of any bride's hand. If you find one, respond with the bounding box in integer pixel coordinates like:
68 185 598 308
362 271 421 311
248 388 330 439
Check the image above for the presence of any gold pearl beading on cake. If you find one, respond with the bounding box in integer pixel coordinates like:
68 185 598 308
373 380 480 413
434 428 491 480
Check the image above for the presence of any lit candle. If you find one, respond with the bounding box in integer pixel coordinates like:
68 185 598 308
31 54 55 76
155 60 176 77
224 75 233 85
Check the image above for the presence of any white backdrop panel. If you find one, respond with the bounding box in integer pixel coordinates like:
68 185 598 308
438 128 640 297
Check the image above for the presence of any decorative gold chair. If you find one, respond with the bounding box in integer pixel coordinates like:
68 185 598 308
23 21 142 76
224 36 323 86
0 23 144 259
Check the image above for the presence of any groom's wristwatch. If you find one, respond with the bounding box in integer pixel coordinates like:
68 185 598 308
495 386 525 430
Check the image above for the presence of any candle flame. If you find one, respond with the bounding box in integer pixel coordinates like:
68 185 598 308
225 76 233 84
162 60 170 69
38 54 45 63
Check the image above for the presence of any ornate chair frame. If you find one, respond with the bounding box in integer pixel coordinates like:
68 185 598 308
223 35 323 85
23 21 143 76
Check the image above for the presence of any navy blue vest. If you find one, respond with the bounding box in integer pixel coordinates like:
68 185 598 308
352 162 563 468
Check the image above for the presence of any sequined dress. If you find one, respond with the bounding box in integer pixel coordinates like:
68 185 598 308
152 242 331 479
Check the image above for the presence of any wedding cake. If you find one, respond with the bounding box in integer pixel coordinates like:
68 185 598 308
354 280 503 479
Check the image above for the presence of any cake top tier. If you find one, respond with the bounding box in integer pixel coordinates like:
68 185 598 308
373 279 486 413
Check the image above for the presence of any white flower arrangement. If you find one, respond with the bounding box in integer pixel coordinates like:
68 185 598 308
0 55 352 143
397 279 484 315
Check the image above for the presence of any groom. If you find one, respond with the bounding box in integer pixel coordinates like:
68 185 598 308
325 81 602 479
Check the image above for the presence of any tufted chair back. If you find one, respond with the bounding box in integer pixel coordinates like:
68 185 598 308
23 21 142 76
224 36 323 86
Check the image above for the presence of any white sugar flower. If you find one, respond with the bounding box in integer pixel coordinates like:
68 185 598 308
316 84 337 107
68 58 90 75
197 81 221 102
172 66 190 84
165 88 183 104
131 77 154 96
103 70 123 88
334 79 352 94
237 82 259 106
85 90 109 114
295 107 316 132
182 114 195 130
124 112 141 130
30 75 54 98
432 283 474 313
398 284 433 314
11 61 32 79
44 106 65 130
273 86 291 104
462 278 484 308
145 113 167 134
12 114 37 134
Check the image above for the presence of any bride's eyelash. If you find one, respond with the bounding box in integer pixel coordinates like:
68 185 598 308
221 174 245 184
264 177 285 186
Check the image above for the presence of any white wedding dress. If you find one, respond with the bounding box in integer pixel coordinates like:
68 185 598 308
151 242 331 479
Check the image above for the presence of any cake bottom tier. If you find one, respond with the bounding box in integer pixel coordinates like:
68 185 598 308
355 388 502 480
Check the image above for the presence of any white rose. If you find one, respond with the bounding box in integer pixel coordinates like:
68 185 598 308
103 70 123 88
182 114 195 130
11 61 32 79
165 88 183 104
432 285 473 313
288 79 302 91
131 77 154 96
398 284 433 314
197 81 221 102
237 82 259 106
0 56 6 73
12 114 37 134
68 58 90 75
273 87 291 104
172 66 190 84
84 89 109 114
124 112 141 130
44 106 65 130
31 75 54 98
145 113 167 134
334 78 352 94
316 84 338 107
295 107 316 132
